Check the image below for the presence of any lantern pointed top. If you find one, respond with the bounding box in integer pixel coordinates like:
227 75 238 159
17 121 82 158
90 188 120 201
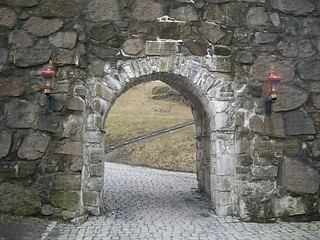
270 65 275 71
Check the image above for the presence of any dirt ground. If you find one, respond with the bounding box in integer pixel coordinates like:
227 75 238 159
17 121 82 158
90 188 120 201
0 214 51 240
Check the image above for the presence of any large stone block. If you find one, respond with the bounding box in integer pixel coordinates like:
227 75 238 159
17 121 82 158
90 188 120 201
146 41 179 56
0 48 7 73
49 31 77 49
215 112 232 130
53 174 81 191
5 99 37 129
92 98 110 115
68 96 85 111
87 0 120 22
84 145 104 163
281 139 302 157
83 191 100 207
89 164 103 177
233 51 253 64
15 161 37 178
18 131 50 160
183 41 207 56
23 17 63 37
270 0 315 16
265 114 286 138
216 192 231 206
236 140 251 154
246 7 269 27
11 47 52 67
0 183 41 216
37 113 61 133
70 156 83 172
50 190 80 211
31 0 81 17
86 114 102 131
238 180 275 197
252 56 295 83
216 176 232 191
36 175 54 190
251 165 278 179
52 49 77 66
0 0 39 7
8 30 33 48
273 85 308 112
200 22 225 44
40 156 68 174
85 131 102 143
157 21 192 40
313 94 320 109
285 109 316 136
0 7 17 28
0 130 12 158
63 115 83 140
0 161 37 178
204 3 247 27
95 82 114 101
216 155 233 176
90 24 115 42
297 58 320 81
278 38 316 58
271 195 305 217
203 4 223 23
216 56 232 73
56 142 83 156
92 45 119 59
122 39 145 56
132 0 165 21
280 157 319 194
249 113 286 138
83 177 102 191
254 32 277 44
169 6 198 21
206 0 232 2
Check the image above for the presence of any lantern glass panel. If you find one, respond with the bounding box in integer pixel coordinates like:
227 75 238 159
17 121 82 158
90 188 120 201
43 75 52 87
271 81 279 92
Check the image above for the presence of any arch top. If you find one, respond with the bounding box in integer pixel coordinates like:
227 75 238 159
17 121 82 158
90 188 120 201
87 56 236 135
95 56 234 104
108 55 232 83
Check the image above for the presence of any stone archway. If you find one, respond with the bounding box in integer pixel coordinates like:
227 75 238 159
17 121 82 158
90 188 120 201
81 56 237 217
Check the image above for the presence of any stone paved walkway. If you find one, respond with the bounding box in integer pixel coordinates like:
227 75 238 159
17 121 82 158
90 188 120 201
43 163 320 240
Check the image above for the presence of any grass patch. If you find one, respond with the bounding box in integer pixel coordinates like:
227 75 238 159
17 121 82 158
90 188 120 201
115 125 196 173
105 81 194 147
105 81 196 172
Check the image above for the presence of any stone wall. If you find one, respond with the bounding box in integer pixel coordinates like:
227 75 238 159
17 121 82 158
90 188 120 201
0 0 319 221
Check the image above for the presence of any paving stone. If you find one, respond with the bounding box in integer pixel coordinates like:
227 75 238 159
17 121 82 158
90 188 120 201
42 163 320 240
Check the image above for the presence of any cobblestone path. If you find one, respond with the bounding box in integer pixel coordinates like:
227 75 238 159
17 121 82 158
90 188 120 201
43 163 320 240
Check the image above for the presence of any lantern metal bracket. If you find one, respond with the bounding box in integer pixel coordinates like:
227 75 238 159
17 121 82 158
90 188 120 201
46 93 55 113
265 99 275 117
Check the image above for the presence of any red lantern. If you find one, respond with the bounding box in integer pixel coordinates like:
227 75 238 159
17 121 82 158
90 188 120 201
265 70 282 101
41 61 56 95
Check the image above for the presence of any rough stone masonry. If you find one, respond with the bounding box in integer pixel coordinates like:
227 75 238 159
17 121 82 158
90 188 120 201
0 0 319 222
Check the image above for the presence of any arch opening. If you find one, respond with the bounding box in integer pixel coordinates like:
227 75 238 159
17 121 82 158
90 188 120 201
104 80 196 173
82 58 236 217
102 73 214 197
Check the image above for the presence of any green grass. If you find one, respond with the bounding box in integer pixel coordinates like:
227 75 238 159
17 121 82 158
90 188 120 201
104 81 196 172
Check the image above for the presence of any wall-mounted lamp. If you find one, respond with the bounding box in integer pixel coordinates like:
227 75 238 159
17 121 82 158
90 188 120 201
265 69 282 117
41 60 56 112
